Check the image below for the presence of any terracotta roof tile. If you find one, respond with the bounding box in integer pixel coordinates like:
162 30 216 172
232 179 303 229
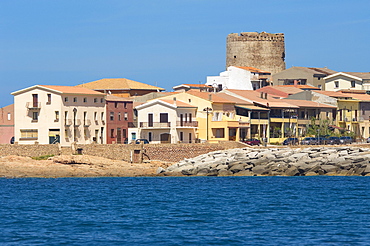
76 78 164 91
186 90 234 103
40 85 104 95
235 66 271 74
159 99 197 108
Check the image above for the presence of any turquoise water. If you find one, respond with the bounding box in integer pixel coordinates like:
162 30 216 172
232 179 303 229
0 177 369 245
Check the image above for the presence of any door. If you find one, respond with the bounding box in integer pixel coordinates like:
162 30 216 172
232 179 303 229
180 114 183 126
49 129 60 144
32 94 38 107
148 113 153 127
160 133 171 143
117 128 121 144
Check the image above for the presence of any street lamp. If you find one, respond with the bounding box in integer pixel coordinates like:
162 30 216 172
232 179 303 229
203 107 212 141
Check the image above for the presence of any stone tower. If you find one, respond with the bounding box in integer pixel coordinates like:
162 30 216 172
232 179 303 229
226 32 286 74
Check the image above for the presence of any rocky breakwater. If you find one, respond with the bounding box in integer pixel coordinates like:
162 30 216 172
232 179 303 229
160 146 370 176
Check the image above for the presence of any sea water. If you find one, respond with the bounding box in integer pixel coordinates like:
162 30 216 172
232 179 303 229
0 176 369 245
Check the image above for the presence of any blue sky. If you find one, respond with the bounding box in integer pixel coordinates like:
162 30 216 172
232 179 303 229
1 0 370 107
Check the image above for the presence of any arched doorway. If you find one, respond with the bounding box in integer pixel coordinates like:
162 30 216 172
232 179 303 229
160 133 171 143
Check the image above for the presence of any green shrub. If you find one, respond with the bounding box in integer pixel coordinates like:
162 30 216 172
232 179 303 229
31 154 54 160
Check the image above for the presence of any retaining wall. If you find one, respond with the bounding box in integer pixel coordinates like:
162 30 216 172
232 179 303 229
0 142 246 163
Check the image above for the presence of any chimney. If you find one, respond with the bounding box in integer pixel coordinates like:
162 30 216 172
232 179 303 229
264 93 268 99
173 97 177 106
209 94 212 101
293 80 298 87
260 92 264 98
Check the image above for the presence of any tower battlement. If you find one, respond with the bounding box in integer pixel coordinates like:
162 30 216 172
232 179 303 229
226 31 286 74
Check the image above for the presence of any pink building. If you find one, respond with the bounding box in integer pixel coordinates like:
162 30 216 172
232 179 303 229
0 104 14 144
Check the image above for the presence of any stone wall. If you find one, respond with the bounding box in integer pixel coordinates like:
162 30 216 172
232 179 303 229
0 141 246 162
226 32 285 74
77 142 246 162
0 144 60 157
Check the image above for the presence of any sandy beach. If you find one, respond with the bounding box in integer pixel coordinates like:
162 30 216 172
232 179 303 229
0 155 173 178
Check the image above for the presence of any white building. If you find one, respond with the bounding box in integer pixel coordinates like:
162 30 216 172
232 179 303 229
133 98 198 144
11 85 106 146
325 72 370 91
206 66 271 91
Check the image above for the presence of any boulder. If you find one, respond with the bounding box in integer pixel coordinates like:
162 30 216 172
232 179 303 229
229 164 245 173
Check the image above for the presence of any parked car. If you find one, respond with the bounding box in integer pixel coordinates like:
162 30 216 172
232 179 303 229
327 136 340 145
243 139 261 146
301 137 318 145
367 137 370 143
339 136 353 144
10 136 14 144
283 137 299 145
317 137 328 145
135 139 149 144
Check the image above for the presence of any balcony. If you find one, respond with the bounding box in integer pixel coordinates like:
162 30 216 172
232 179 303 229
26 102 41 109
139 122 171 128
128 122 138 128
176 121 198 127
74 119 81 126
84 119 91 127
65 119 73 126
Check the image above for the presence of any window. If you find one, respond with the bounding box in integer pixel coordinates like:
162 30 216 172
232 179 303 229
101 98 104 103
180 132 183 142
148 132 152 142
64 97 69 102
32 112 38 121
118 112 121 121
122 129 127 139
115 102 118 108
124 112 128 121
189 133 192 143
83 98 87 103
188 99 191 103
20 129 38 139
160 113 168 122
94 112 97 121
351 81 356 88
94 98 98 103
110 112 114 121
185 113 188 123
55 111 59 122
101 112 104 121
334 81 339 88
83 112 87 124
124 102 127 109
189 113 192 123
47 94 51 104
73 97 77 102
110 129 114 138
213 128 225 138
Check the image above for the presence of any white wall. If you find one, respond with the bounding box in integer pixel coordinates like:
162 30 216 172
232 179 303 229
13 87 106 146
206 66 253 90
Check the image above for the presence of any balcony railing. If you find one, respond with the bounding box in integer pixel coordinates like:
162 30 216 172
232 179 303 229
84 119 91 127
176 121 198 127
128 122 137 128
65 119 73 126
26 102 41 109
74 119 81 126
139 122 171 128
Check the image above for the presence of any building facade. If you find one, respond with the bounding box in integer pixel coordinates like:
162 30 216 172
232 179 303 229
11 85 106 146
105 95 133 144
0 104 14 144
